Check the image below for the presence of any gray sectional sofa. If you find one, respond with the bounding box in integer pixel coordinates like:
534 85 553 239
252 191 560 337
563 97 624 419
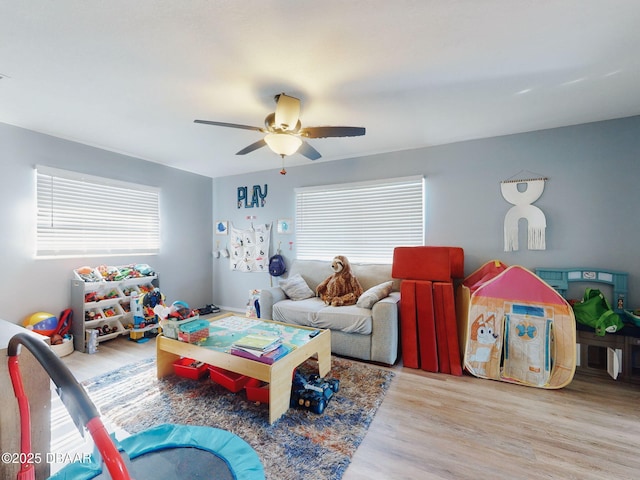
259 259 400 365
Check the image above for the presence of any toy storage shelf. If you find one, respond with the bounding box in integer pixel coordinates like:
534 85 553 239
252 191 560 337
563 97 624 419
575 324 640 384
70 274 158 353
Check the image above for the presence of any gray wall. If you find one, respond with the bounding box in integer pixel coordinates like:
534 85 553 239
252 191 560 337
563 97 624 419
2 115 638 323
212 116 640 311
0 122 213 324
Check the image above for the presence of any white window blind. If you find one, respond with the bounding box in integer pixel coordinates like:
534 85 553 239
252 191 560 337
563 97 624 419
295 176 424 263
36 166 160 257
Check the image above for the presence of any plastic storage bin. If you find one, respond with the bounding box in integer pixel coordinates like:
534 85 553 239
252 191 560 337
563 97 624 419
245 378 270 404
173 357 209 380
208 365 251 392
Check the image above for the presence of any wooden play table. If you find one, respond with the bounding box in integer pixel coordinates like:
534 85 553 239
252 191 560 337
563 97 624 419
156 313 331 424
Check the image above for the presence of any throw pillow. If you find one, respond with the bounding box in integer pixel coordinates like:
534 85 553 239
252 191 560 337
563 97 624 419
356 281 394 309
279 274 315 301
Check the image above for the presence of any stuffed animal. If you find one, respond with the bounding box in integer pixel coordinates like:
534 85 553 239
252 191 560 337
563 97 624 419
316 255 363 306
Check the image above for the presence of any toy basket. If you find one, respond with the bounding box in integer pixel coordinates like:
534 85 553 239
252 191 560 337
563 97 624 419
50 335 74 358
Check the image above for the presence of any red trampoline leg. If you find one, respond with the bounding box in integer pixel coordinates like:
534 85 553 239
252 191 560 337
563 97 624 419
86 417 131 480
8 355 35 480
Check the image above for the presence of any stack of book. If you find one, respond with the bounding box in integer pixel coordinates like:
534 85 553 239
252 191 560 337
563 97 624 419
230 334 291 364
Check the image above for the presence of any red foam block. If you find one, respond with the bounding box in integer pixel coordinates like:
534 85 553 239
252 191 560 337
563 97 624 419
415 281 438 373
434 282 463 376
392 246 465 281
399 281 420 368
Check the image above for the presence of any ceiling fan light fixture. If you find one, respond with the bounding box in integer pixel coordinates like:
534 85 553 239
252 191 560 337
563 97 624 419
274 93 301 130
264 133 302 156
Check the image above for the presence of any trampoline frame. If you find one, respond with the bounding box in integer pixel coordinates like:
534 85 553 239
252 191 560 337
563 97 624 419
7 332 264 480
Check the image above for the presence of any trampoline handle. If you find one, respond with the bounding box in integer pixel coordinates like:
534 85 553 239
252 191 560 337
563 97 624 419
87 417 131 480
8 332 131 480
8 332 100 428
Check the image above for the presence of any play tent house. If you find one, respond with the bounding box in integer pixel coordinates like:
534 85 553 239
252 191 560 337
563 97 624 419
457 261 576 388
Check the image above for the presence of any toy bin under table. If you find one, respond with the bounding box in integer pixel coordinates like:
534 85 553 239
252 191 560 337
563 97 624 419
245 378 270 404
173 357 209 380
208 365 251 392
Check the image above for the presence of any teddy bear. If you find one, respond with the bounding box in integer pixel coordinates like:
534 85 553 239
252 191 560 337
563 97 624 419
316 255 363 306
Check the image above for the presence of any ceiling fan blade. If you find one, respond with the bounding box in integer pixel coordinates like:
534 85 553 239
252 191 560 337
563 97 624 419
300 126 366 138
194 119 264 132
236 139 267 155
274 93 301 131
298 140 322 160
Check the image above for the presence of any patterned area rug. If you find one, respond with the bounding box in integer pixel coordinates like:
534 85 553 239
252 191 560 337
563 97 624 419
82 356 394 480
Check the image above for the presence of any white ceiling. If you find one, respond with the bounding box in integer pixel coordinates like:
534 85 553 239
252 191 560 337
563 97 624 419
1 1 640 179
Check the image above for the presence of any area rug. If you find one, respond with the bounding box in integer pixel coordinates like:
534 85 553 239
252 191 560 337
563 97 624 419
82 356 394 480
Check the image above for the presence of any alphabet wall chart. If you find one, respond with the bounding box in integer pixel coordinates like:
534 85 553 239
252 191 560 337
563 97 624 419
229 223 271 272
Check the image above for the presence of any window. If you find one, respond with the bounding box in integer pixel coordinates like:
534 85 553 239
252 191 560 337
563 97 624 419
36 166 160 257
295 176 424 263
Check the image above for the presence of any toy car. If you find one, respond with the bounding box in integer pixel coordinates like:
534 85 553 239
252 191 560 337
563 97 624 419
290 370 340 414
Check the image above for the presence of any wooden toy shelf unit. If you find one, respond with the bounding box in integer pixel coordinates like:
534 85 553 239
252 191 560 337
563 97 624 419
70 265 159 353
536 267 640 383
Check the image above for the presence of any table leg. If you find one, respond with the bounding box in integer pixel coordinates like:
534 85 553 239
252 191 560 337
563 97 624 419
268 364 294 424
156 338 179 378
316 331 332 377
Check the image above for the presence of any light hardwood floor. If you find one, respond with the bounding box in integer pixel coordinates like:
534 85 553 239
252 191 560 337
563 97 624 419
59 336 640 480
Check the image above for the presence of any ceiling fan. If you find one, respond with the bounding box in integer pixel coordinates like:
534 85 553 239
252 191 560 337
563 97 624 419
194 93 365 173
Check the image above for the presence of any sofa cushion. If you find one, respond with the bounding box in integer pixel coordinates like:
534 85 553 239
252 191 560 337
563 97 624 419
273 298 372 335
351 263 395 291
278 273 315 301
357 281 394 308
288 259 398 292
272 298 326 325
312 306 372 334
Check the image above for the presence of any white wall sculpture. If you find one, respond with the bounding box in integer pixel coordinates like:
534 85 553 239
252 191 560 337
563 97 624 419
501 178 547 251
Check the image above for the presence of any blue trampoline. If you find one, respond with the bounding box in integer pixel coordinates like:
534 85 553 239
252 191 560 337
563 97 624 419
8 332 264 480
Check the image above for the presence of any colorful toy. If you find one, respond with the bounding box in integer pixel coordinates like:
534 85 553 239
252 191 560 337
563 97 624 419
168 301 193 319
290 370 340 414
24 312 58 336
75 266 102 282
138 284 154 294
155 300 197 321
130 291 145 327
134 263 155 276
97 264 123 281
129 288 165 340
